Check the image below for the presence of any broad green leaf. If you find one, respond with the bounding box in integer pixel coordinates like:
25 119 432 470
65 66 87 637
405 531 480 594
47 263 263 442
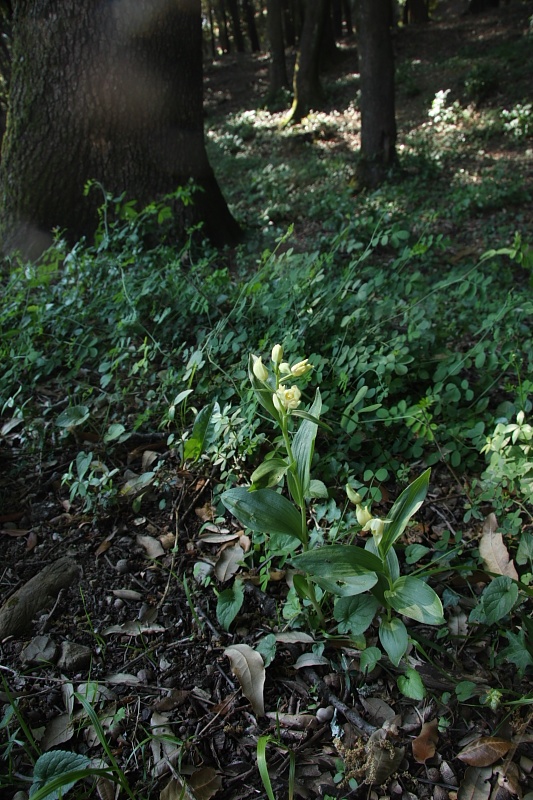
292 388 322 498
360 647 381 674
222 487 304 541
250 457 290 490
308 572 378 597
183 402 215 462
292 544 383 578
455 681 478 702
255 634 277 667
309 479 329 498
291 409 332 430
366 537 399 581
216 581 244 631
379 469 430 557
517 531 533 565
469 576 519 625
56 405 90 428
31 750 91 800
334 594 379 635
499 630 533 676
103 423 126 442
379 617 408 666
397 667 426 700
405 544 431 564
385 576 444 625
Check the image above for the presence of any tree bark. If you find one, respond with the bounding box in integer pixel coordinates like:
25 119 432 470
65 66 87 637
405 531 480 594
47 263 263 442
355 0 397 188
243 0 260 52
266 0 289 101
0 0 241 257
286 0 327 124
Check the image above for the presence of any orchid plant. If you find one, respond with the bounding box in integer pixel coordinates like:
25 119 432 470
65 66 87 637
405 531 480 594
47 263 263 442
221 346 444 665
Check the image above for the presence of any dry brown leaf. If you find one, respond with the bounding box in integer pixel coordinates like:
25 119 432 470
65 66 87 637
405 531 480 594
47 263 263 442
195 502 216 522
359 697 396 726
479 513 519 580
136 534 165 559
112 589 142 601
214 544 244 582
224 643 265 717
151 712 181 777
365 734 405 785
457 736 513 767
41 713 75 750
266 711 318 730
496 760 523 797
189 766 223 800
160 776 197 800
412 718 439 764
457 766 493 800
103 620 165 636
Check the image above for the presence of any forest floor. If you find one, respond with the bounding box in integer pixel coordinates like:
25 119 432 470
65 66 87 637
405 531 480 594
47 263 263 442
1 4 533 800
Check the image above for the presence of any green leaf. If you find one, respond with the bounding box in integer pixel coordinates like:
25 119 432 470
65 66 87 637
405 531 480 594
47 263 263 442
360 647 381 674
455 680 479 702
222 487 304 542
379 469 430 557
56 405 90 428
255 634 277 668
248 354 278 421
216 581 244 631
183 402 215 462
499 630 533 676
397 667 426 700
250 457 289 490
333 594 379 635
309 479 329 498
31 751 91 800
103 423 127 442
405 544 431 564
291 409 332 430
516 531 533 566
379 617 408 667
292 388 322 498
292 544 383 578
469 576 519 625
385 576 444 625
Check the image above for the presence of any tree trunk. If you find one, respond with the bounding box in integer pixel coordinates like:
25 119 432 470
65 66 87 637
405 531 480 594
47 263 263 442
243 0 260 52
403 0 429 24
266 0 289 100
0 0 240 257
355 0 397 188
227 0 245 52
286 0 327 124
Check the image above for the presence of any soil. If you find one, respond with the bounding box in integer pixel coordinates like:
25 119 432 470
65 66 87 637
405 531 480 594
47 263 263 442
2 5 533 800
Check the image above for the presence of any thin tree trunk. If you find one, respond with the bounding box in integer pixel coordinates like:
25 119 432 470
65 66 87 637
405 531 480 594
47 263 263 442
243 0 260 52
266 0 289 100
355 0 397 188
227 0 245 52
0 0 240 257
286 0 327 124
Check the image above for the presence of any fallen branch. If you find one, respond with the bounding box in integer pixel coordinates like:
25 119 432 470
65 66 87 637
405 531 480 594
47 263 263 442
302 667 377 738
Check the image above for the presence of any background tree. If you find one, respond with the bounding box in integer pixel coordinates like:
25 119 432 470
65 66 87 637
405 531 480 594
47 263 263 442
0 0 240 257
266 0 289 101
355 0 397 187
286 0 328 124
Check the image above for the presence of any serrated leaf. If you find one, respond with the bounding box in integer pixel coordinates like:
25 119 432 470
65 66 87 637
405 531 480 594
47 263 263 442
397 667 426 700
457 736 512 767
216 581 244 630
333 594 379 635
469 576 519 625
385 576 444 625
222 487 304 541
31 750 91 799
499 629 533 676
224 644 265 716
379 617 408 667
479 513 519 580
412 719 439 763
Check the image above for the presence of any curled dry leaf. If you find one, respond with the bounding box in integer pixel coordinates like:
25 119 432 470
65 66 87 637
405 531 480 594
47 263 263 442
496 760 522 797
137 534 165 559
214 543 244 582
189 766 223 800
457 736 513 767
224 643 265 717
479 513 519 580
457 766 493 800
412 718 439 764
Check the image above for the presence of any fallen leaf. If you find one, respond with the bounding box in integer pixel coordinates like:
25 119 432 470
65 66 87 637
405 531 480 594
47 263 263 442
195 502 216 522
224 643 265 717
457 766 492 800
457 736 513 767
136 534 165 559
266 712 318 730
294 653 330 669
103 620 165 636
198 531 238 544
496 760 523 797
214 544 244 582
412 718 439 763
112 589 142 601
479 513 519 580
275 631 315 644
189 766 223 800
26 530 38 551
365 730 405 785
160 776 197 800
359 697 396 726
41 713 75 750
105 673 142 685
151 712 181 777
159 532 176 550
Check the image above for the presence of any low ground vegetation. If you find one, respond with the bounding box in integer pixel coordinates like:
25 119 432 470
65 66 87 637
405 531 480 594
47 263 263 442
1 5 533 800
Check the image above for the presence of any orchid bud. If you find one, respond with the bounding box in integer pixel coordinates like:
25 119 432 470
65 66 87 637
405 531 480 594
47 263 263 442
356 505 373 527
271 344 283 365
346 485 362 505
252 354 268 382
291 359 312 377
279 362 291 375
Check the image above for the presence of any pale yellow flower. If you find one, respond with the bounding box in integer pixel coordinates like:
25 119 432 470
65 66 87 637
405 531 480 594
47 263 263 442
275 385 301 410
271 344 283 365
279 362 291 375
291 358 312 377
356 505 373 527
346 485 362 505
252 354 268 381
363 517 386 546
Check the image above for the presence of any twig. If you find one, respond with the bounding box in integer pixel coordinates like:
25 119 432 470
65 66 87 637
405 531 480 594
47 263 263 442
302 668 377 738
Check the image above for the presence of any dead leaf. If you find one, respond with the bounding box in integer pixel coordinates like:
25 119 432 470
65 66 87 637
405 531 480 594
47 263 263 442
457 766 493 800
189 766 223 800
479 513 519 580
294 653 329 669
266 711 318 730
160 776 197 800
198 531 238 544
104 673 142 685
214 544 244 582
151 712 181 777
496 760 523 797
365 730 405 785
103 620 165 636
195 502 216 522
136 534 165 559
275 631 315 644
359 697 396 726
41 713 75 750
412 718 439 763
224 643 265 717
112 589 142 601
457 737 513 767
26 530 38 551
448 607 468 638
